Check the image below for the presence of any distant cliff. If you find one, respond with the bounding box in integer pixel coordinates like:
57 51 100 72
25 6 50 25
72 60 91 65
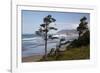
57 29 78 35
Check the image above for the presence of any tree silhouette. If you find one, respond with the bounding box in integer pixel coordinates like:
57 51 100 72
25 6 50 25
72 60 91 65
68 16 89 48
38 15 57 60
77 16 88 37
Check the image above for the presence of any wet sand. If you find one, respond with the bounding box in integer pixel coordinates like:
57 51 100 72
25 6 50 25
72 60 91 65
22 55 43 62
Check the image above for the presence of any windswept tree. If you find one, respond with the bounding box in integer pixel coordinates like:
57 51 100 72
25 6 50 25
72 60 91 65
36 15 57 60
67 16 90 48
77 16 88 37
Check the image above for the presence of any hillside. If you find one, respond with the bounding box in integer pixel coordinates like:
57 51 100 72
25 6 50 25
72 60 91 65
39 45 89 61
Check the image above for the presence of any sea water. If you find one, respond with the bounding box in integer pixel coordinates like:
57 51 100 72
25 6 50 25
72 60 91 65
22 34 78 57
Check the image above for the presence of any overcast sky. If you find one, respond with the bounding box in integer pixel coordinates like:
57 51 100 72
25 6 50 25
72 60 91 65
22 10 90 34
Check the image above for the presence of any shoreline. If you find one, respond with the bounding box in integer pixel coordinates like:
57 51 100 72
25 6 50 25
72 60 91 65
22 55 43 62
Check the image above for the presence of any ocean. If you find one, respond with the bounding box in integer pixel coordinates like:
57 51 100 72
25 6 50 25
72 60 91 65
22 33 78 57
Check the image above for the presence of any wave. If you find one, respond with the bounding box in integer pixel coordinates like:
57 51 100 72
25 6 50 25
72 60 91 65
22 36 43 41
22 33 79 57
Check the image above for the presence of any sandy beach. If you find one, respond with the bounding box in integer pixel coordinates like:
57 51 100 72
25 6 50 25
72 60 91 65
22 55 43 62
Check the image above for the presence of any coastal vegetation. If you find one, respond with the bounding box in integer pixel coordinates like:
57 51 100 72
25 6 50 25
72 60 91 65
40 46 89 61
39 16 90 61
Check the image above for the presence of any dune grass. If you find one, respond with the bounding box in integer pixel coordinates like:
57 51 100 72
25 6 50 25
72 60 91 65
40 45 90 61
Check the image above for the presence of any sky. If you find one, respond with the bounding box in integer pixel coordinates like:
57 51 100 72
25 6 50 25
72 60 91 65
22 10 90 34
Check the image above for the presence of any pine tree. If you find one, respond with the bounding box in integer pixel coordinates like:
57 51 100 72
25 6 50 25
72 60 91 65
77 16 88 37
67 16 90 48
38 15 57 60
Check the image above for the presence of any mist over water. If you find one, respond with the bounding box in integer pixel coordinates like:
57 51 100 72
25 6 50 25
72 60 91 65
22 33 78 57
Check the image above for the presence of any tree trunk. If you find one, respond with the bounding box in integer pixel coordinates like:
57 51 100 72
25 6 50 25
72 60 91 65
44 24 48 60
